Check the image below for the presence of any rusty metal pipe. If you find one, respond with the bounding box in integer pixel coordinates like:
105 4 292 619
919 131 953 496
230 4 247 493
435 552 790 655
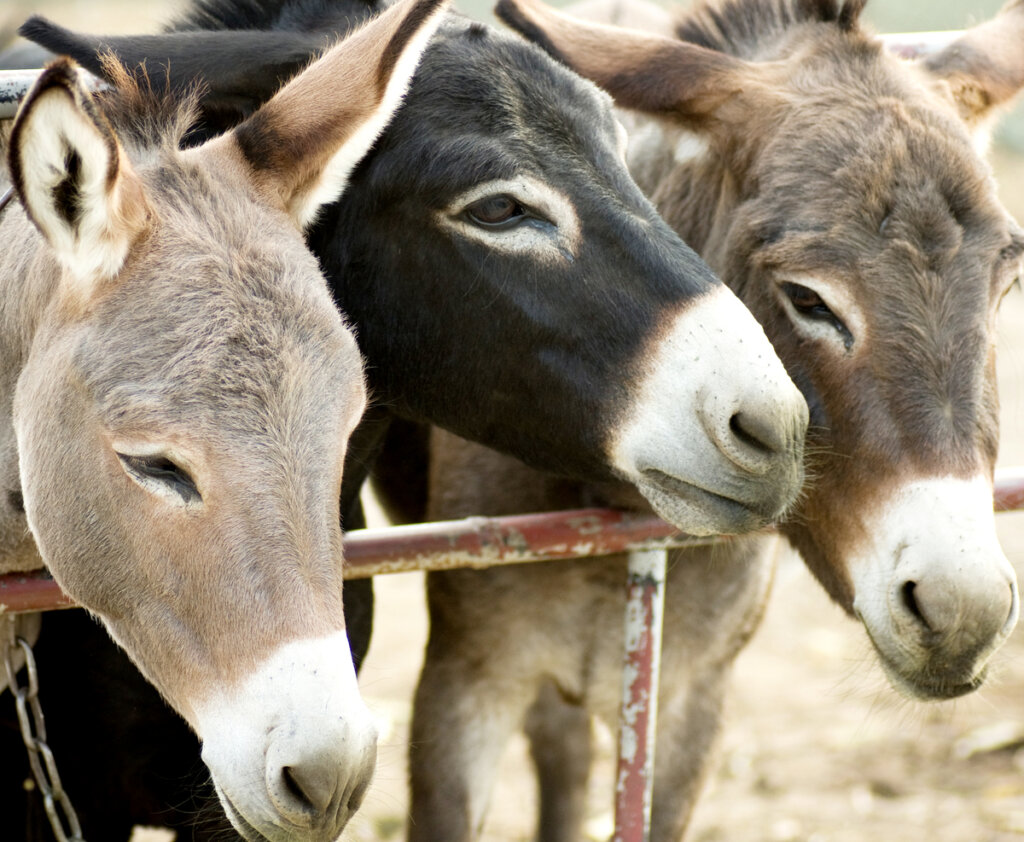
5 469 1024 613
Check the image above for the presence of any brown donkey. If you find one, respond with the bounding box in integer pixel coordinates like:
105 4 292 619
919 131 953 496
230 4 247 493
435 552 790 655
0 0 447 838
404 0 1024 839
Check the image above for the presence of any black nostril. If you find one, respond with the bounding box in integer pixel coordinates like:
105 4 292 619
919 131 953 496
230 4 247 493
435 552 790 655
901 580 931 630
729 411 782 455
282 766 308 809
281 766 319 814
7 490 24 513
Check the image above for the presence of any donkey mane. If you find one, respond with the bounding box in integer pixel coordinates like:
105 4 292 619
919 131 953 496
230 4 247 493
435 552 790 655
677 0 868 57
93 55 201 153
167 0 376 34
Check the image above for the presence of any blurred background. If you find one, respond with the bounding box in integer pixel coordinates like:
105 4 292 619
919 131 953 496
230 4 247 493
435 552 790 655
3 2 1024 841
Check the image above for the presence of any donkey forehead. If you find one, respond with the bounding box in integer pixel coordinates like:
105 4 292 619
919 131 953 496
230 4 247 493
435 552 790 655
67 227 364 437
765 91 986 195
752 97 1013 278
376 22 624 191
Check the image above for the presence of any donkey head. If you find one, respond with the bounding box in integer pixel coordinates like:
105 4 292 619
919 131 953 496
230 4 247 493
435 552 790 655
498 0 1024 699
20 0 809 538
5 0 447 837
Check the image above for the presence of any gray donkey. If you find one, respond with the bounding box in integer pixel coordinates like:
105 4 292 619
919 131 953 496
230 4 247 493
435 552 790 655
0 0 447 839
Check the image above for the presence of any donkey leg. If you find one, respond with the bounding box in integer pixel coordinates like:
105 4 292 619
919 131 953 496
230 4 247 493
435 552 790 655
408 644 538 842
647 671 731 842
645 538 779 842
524 680 592 842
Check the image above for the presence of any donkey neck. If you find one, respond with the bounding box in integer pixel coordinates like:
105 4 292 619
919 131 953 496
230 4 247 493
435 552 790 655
0 196 61 572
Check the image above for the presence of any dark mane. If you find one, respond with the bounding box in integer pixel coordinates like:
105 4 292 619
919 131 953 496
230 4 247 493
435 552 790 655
676 0 867 57
94 54 202 152
166 0 378 34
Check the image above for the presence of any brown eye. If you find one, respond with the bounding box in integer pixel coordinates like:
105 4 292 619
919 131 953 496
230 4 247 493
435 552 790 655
782 282 828 315
465 195 525 228
781 281 854 350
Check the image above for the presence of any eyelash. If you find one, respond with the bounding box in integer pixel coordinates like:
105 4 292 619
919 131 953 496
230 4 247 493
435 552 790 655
117 453 201 504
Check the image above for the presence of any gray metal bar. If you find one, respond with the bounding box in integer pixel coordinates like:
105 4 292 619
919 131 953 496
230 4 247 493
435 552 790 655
0 69 44 119
613 548 667 842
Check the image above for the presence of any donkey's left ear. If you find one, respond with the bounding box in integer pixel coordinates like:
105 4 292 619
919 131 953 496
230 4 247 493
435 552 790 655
922 0 1024 128
204 0 450 229
495 0 772 124
9 58 148 290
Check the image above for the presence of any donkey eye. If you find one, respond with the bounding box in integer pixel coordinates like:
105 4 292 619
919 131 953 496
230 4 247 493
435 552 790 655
782 282 829 316
781 281 854 350
465 195 526 228
117 453 201 504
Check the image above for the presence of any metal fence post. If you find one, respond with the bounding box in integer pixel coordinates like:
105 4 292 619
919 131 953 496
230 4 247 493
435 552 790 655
613 548 667 842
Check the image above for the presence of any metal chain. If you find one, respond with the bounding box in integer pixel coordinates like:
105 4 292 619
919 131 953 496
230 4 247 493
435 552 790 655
3 614 86 842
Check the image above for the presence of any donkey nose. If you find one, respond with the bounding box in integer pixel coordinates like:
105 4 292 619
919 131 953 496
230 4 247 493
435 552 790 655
701 385 807 477
895 569 1018 645
279 761 337 817
266 728 377 831
729 409 788 457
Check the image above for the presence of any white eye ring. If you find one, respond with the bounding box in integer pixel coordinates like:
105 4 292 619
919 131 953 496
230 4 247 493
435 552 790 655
776 274 863 353
436 176 581 260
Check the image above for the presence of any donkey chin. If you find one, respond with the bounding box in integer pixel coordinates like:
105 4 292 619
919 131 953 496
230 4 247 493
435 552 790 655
192 631 378 842
849 476 1020 701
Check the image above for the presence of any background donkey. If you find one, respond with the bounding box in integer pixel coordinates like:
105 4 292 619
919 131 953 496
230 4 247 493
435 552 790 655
0 0 449 838
391 0 1024 839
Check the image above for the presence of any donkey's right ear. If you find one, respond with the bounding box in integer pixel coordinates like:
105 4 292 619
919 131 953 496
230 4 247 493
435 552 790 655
8 58 148 291
206 0 449 229
921 0 1024 130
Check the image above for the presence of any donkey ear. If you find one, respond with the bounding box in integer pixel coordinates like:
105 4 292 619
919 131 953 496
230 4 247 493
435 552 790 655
19 18 328 135
495 0 762 121
922 0 1024 127
212 0 449 228
8 58 148 290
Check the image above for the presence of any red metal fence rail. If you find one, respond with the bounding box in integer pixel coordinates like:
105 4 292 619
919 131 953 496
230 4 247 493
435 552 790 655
5 468 1023 615
2 469 1023 842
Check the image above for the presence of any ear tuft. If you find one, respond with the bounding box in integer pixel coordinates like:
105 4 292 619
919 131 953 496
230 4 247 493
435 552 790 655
9 57 148 291
837 0 867 33
495 0 569 66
